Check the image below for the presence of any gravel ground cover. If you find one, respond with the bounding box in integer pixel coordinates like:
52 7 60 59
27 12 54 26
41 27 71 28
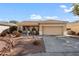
0 36 45 56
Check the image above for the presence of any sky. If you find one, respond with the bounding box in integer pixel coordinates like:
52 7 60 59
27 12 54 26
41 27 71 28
0 3 78 22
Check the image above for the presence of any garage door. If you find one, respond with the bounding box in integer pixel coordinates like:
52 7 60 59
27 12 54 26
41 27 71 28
43 26 63 35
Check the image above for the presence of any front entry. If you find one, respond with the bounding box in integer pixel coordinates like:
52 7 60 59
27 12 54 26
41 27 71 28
21 26 39 35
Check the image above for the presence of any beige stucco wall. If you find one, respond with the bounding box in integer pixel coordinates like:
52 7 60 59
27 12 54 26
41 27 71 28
67 23 79 33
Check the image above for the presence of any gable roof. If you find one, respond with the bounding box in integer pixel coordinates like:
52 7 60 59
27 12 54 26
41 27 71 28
0 22 17 26
17 19 67 26
39 19 67 24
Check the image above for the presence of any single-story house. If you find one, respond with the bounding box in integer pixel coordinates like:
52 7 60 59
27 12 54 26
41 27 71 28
17 20 67 36
0 22 17 33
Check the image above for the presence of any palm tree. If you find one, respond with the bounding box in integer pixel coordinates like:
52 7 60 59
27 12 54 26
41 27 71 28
72 3 79 16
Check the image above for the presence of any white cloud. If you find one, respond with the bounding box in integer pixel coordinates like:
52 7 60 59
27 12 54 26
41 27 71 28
60 5 67 8
44 16 59 19
62 16 79 22
60 4 74 13
64 6 74 13
30 14 60 21
30 14 42 20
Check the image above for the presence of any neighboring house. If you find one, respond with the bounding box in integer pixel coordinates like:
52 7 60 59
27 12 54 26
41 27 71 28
0 22 17 33
17 20 67 36
67 22 79 33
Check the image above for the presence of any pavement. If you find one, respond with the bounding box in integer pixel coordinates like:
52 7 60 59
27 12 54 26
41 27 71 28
26 36 79 56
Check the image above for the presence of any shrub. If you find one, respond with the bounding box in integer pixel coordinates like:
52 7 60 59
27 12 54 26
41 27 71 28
9 26 17 34
18 30 22 33
67 30 76 35
77 32 79 36
32 40 42 46
12 31 21 37
0 32 6 37
66 28 71 30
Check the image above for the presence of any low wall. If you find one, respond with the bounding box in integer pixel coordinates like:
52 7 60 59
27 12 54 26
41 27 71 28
0 26 9 33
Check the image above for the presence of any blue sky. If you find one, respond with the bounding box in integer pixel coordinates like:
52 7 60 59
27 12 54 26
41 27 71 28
0 3 78 22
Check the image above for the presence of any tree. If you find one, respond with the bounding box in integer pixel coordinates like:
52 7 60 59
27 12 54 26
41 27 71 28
9 20 18 24
72 3 79 16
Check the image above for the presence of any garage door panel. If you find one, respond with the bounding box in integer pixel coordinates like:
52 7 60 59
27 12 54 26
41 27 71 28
43 26 63 35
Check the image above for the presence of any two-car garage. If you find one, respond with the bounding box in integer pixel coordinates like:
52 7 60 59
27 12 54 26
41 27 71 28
39 20 66 36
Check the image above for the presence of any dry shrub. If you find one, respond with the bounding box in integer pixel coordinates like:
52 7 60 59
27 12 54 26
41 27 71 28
32 40 42 46
0 32 6 37
77 32 79 36
67 30 76 35
9 26 17 34
0 36 22 56
12 31 21 37
0 38 12 56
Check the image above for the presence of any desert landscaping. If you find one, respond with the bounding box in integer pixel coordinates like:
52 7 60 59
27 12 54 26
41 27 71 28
0 30 45 56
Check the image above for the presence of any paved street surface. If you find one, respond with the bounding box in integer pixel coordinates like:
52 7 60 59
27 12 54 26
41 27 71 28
27 36 79 56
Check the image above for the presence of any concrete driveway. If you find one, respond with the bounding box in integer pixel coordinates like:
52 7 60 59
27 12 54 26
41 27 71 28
27 36 79 56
